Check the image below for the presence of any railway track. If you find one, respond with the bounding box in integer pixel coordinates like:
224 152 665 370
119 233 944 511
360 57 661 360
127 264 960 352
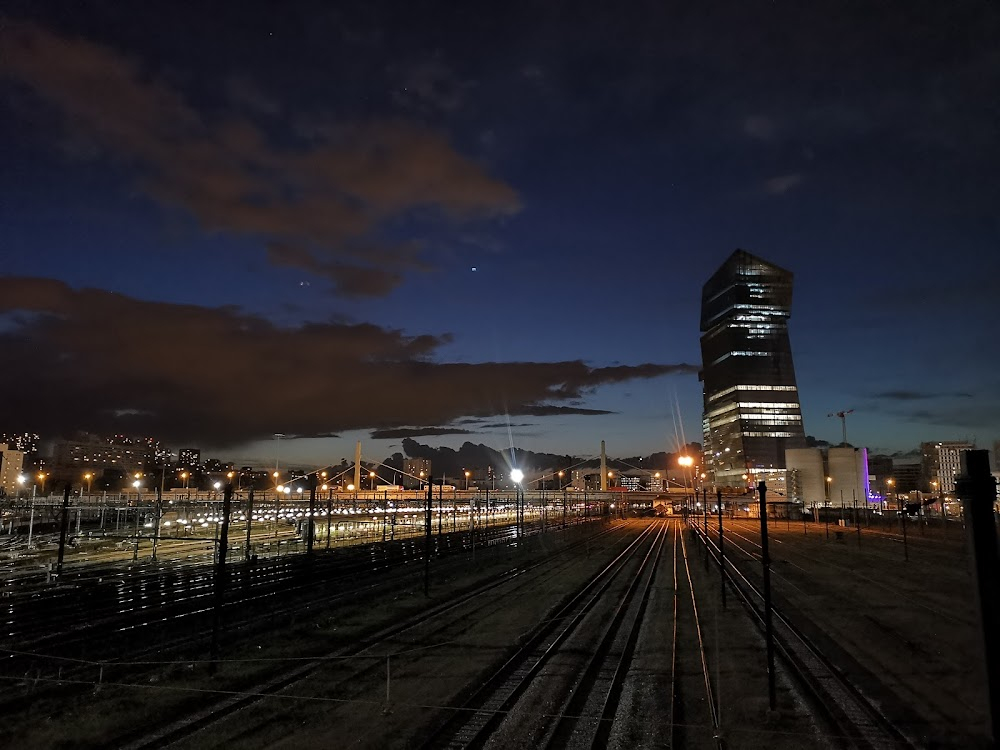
420 521 668 749
0 519 600 701
689 519 921 749
117 522 637 749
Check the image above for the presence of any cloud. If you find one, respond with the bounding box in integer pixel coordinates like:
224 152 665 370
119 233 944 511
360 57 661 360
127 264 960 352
762 173 803 195
370 427 473 439
0 277 696 446
872 390 974 401
889 403 1000 430
2 21 520 296
515 405 614 417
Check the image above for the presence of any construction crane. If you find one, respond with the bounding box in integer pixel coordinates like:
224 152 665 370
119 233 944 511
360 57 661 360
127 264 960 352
827 409 854 446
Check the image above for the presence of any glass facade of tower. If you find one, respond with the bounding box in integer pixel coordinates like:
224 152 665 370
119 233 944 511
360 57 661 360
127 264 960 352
700 250 806 488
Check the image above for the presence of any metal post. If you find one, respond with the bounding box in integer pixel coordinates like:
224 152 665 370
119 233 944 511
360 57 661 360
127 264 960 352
56 484 71 577
210 483 234 672
758 481 777 710
955 450 1000 745
424 477 432 596
900 489 908 561
438 481 443 536
27 499 35 549
151 486 163 562
326 495 332 551
132 493 143 563
702 486 708 534
854 490 861 547
245 489 254 561
717 489 726 610
307 481 316 556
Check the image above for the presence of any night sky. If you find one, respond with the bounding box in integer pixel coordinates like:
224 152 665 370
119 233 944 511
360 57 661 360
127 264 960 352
2 1 998 465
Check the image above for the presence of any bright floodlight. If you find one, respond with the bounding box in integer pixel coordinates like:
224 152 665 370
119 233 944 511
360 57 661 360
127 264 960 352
510 469 524 484
214 482 222 489
17 475 25 485
133 480 140 488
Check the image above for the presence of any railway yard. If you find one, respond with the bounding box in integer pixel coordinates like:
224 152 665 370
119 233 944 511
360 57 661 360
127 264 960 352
0 513 992 749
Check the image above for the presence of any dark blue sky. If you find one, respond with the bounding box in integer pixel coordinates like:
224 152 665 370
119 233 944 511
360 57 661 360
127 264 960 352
2 1 998 464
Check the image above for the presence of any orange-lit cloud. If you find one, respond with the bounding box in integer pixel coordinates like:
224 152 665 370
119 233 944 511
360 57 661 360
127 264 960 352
2 21 520 296
0 278 697 445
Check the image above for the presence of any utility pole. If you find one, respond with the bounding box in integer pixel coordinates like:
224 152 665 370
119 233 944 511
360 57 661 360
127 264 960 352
759 481 777 710
424 476 432 597
956 451 1000 745
306 476 316 556
353 441 362 501
210 483 234 673
56 484 71 577
827 409 855 446
600 440 608 492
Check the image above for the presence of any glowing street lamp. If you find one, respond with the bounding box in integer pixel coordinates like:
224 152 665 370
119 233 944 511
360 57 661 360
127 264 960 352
510 469 524 536
464 470 471 491
84 472 93 496
37 472 47 494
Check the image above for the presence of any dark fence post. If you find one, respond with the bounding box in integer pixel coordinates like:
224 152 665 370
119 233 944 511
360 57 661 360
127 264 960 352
956 450 1000 745
758 481 777 710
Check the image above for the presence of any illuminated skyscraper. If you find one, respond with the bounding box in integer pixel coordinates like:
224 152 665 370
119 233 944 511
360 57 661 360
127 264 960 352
700 250 806 488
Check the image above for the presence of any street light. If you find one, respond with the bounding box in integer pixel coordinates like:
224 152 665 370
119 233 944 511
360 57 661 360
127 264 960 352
464 470 471 491
558 470 564 489
678 457 695 508
84 472 93 497
38 472 47 495
510 469 524 536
